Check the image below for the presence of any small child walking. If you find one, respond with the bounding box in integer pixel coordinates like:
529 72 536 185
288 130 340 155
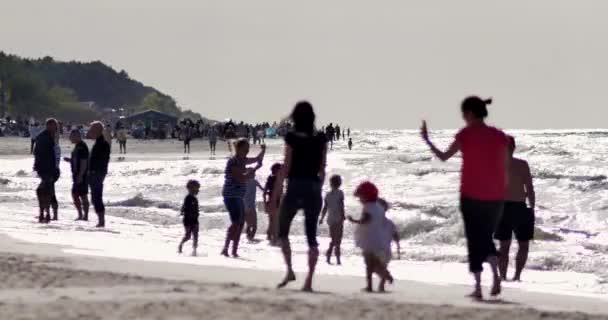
244 162 265 241
263 163 283 244
378 198 401 292
348 181 394 292
319 175 345 265
179 179 201 256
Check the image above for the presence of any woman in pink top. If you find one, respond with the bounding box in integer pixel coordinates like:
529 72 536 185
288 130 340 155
421 96 508 300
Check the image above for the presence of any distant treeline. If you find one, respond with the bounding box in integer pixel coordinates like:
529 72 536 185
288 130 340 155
0 52 202 123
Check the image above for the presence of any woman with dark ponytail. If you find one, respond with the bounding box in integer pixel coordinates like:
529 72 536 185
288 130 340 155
271 101 327 292
421 96 508 300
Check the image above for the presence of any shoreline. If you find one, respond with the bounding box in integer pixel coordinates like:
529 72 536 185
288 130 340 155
1 233 608 319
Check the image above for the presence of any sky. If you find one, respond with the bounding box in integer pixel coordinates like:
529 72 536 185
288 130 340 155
2 0 608 129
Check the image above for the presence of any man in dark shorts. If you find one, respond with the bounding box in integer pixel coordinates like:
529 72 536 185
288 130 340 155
33 118 59 223
87 122 111 228
495 136 535 282
64 129 90 221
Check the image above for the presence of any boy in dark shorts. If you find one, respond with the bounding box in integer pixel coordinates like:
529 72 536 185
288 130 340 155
179 180 201 256
63 129 90 221
495 136 535 282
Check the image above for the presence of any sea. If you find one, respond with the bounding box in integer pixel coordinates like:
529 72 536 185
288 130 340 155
2 130 608 297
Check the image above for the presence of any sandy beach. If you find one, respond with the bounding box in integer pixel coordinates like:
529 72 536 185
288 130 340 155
1 234 608 320
2 134 608 319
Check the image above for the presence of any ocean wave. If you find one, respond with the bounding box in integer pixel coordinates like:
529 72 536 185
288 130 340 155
396 155 432 164
535 170 606 182
570 181 608 192
398 219 443 239
391 202 455 219
345 158 371 166
107 193 180 210
115 168 165 177
15 170 28 177
392 201 424 210
412 168 457 177
534 228 564 241
107 193 229 213
202 167 224 175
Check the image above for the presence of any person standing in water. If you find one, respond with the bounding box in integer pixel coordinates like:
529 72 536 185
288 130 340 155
183 124 193 154
348 138 353 150
179 179 201 256
64 129 90 221
495 136 535 282
421 96 508 300
116 125 128 155
335 125 341 141
264 163 283 244
271 101 327 292
244 161 264 241
33 118 59 223
208 126 218 156
319 175 345 265
50 132 61 220
88 122 111 228
221 140 265 257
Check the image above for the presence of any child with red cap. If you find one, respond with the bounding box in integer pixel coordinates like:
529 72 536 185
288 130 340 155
348 181 394 292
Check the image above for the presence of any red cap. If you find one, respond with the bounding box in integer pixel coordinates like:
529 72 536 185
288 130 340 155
354 181 379 202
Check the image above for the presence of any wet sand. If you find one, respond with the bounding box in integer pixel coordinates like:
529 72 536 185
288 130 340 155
1 234 608 320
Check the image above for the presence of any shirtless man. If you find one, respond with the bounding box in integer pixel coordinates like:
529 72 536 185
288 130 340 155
495 136 535 282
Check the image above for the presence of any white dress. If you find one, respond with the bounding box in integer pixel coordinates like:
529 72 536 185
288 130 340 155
355 201 390 256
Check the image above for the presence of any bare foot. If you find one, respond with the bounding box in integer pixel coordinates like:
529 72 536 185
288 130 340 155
301 286 314 293
491 277 502 296
277 271 296 289
512 275 521 282
232 252 240 258
468 288 483 301
362 287 373 293
220 249 229 257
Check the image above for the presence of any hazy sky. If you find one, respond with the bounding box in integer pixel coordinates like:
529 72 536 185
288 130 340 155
2 0 608 129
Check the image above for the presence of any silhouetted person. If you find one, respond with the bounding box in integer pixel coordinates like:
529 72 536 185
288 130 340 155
64 129 90 221
421 96 508 300
183 124 193 154
495 136 535 282
348 138 353 150
325 123 335 150
335 125 341 141
179 179 201 256
88 121 111 228
33 118 59 223
117 125 128 154
347 128 351 137
271 101 328 292
50 132 61 220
